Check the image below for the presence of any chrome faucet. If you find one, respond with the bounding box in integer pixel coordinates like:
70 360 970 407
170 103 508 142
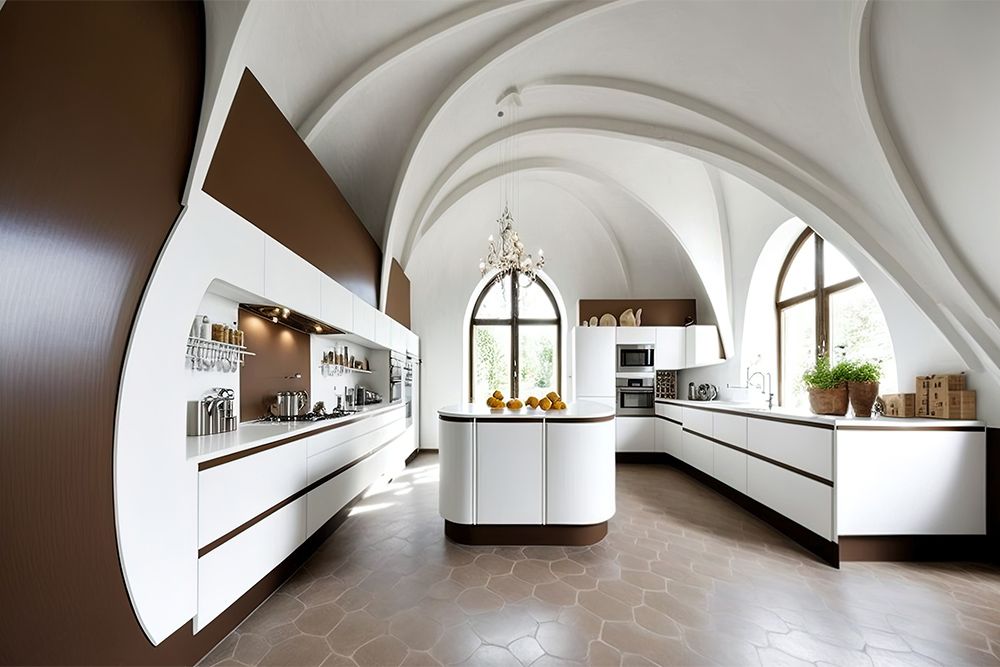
747 369 774 409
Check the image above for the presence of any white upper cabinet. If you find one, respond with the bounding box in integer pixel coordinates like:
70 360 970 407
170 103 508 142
574 327 616 397
263 237 321 319
374 310 391 348
389 320 407 353
320 279 354 333
654 327 685 370
616 327 655 344
685 325 724 367
352 296 375 342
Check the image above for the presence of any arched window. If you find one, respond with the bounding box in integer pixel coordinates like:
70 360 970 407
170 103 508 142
776 229 896 407
469 273 561 402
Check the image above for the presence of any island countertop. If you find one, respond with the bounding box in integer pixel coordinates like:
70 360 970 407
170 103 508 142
438 400 615 421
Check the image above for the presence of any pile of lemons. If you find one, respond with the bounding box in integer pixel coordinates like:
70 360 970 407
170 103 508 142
485 391 566 411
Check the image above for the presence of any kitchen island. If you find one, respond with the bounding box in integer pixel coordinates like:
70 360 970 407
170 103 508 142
438 401 615 545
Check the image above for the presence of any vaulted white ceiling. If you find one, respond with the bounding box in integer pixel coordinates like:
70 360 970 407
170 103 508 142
191 0 1000 386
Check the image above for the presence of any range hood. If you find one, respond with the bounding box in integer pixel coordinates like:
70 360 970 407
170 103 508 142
240 303 343 336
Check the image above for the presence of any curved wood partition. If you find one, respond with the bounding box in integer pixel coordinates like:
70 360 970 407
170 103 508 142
0 2 205 664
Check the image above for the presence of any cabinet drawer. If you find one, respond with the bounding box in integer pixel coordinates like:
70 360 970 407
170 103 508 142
654 402 682 422
682 407 713 437
196 496 306 630
305 407 405 458
198 440 307 548
616 417 654 452
713 413 747 449
682 429 713 475
747 419 832 480
747 457 832 539
713 443 746 494
306 418 406 485
547 421 615 524
306 442 395 536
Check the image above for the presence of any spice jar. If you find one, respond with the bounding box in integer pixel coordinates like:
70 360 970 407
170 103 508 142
211 323 226 342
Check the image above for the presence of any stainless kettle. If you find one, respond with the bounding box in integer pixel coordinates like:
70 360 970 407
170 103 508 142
274 390 308 417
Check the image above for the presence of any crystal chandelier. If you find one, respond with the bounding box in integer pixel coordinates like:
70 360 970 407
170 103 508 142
479 90 545 287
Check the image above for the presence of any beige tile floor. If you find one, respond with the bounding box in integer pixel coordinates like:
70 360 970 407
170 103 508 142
199 454 1000 666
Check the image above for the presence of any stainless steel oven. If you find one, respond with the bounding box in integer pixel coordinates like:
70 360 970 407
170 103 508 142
616 344 655 373
389 352 404 404
404 356 414 427
616 376 654 416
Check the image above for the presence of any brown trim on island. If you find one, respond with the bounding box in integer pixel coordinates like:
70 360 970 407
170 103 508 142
616 452 664 464
683 428 833 486
445 520 608 546
839 535 992 562
198 404 405 470
438 414 614 424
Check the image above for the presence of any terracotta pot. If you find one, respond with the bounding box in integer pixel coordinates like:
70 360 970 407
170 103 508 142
848 381 880 418
807 385 849 416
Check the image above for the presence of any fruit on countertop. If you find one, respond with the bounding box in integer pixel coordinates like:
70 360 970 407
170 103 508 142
486 396 503 409
492 390 504 400
546 391 560 403
539 397 552 411
553 400 566 410
526 396 539 409
506 398 524 410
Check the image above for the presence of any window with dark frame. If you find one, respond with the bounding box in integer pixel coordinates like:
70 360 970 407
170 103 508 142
469 273 561 402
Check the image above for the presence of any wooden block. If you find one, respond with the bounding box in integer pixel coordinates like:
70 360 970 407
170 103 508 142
916 374 965 417
881 393 915 418
928 389 976 420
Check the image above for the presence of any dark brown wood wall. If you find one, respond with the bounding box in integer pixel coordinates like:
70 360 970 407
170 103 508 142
203 70 382 307
386 259 412 329
0 1 206 664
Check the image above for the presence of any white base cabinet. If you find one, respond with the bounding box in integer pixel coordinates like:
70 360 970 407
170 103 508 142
681 429 714 474
747 457 833 540
616 416 654 452
547 421 616 524
195 497 306 631
654 417 682 458
476 422 544 524
712 443 747 494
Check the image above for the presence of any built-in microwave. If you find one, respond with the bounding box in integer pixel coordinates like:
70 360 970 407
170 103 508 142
616 344 655 373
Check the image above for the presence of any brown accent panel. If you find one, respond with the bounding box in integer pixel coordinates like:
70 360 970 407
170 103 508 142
839 536 992 562
445 521 608 546
616 452 665 464
837 424 985 432
203 70 382 306
551 415 616 424
386 258 412 329
239 309 311 421
0 2 205 665
578 299 696 326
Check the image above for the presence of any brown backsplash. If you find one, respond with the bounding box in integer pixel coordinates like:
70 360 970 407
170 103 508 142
578 299 696 326
240 310 311 420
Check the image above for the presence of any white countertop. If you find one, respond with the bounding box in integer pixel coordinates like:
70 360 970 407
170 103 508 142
657 398 984 429
439 400 614 420
187 401 407 464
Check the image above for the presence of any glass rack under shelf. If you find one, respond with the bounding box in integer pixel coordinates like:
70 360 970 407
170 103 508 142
186 336 255 373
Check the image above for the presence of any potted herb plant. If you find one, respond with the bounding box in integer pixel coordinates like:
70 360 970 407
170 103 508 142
844 359 882 418
802 356 849 416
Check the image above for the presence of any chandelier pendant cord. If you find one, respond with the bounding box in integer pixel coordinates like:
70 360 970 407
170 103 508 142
479 92 545 291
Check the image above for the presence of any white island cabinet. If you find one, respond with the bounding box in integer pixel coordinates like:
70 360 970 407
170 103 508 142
438 401 615 545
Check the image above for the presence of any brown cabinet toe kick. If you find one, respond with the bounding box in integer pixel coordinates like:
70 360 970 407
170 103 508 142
444 520 608 547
